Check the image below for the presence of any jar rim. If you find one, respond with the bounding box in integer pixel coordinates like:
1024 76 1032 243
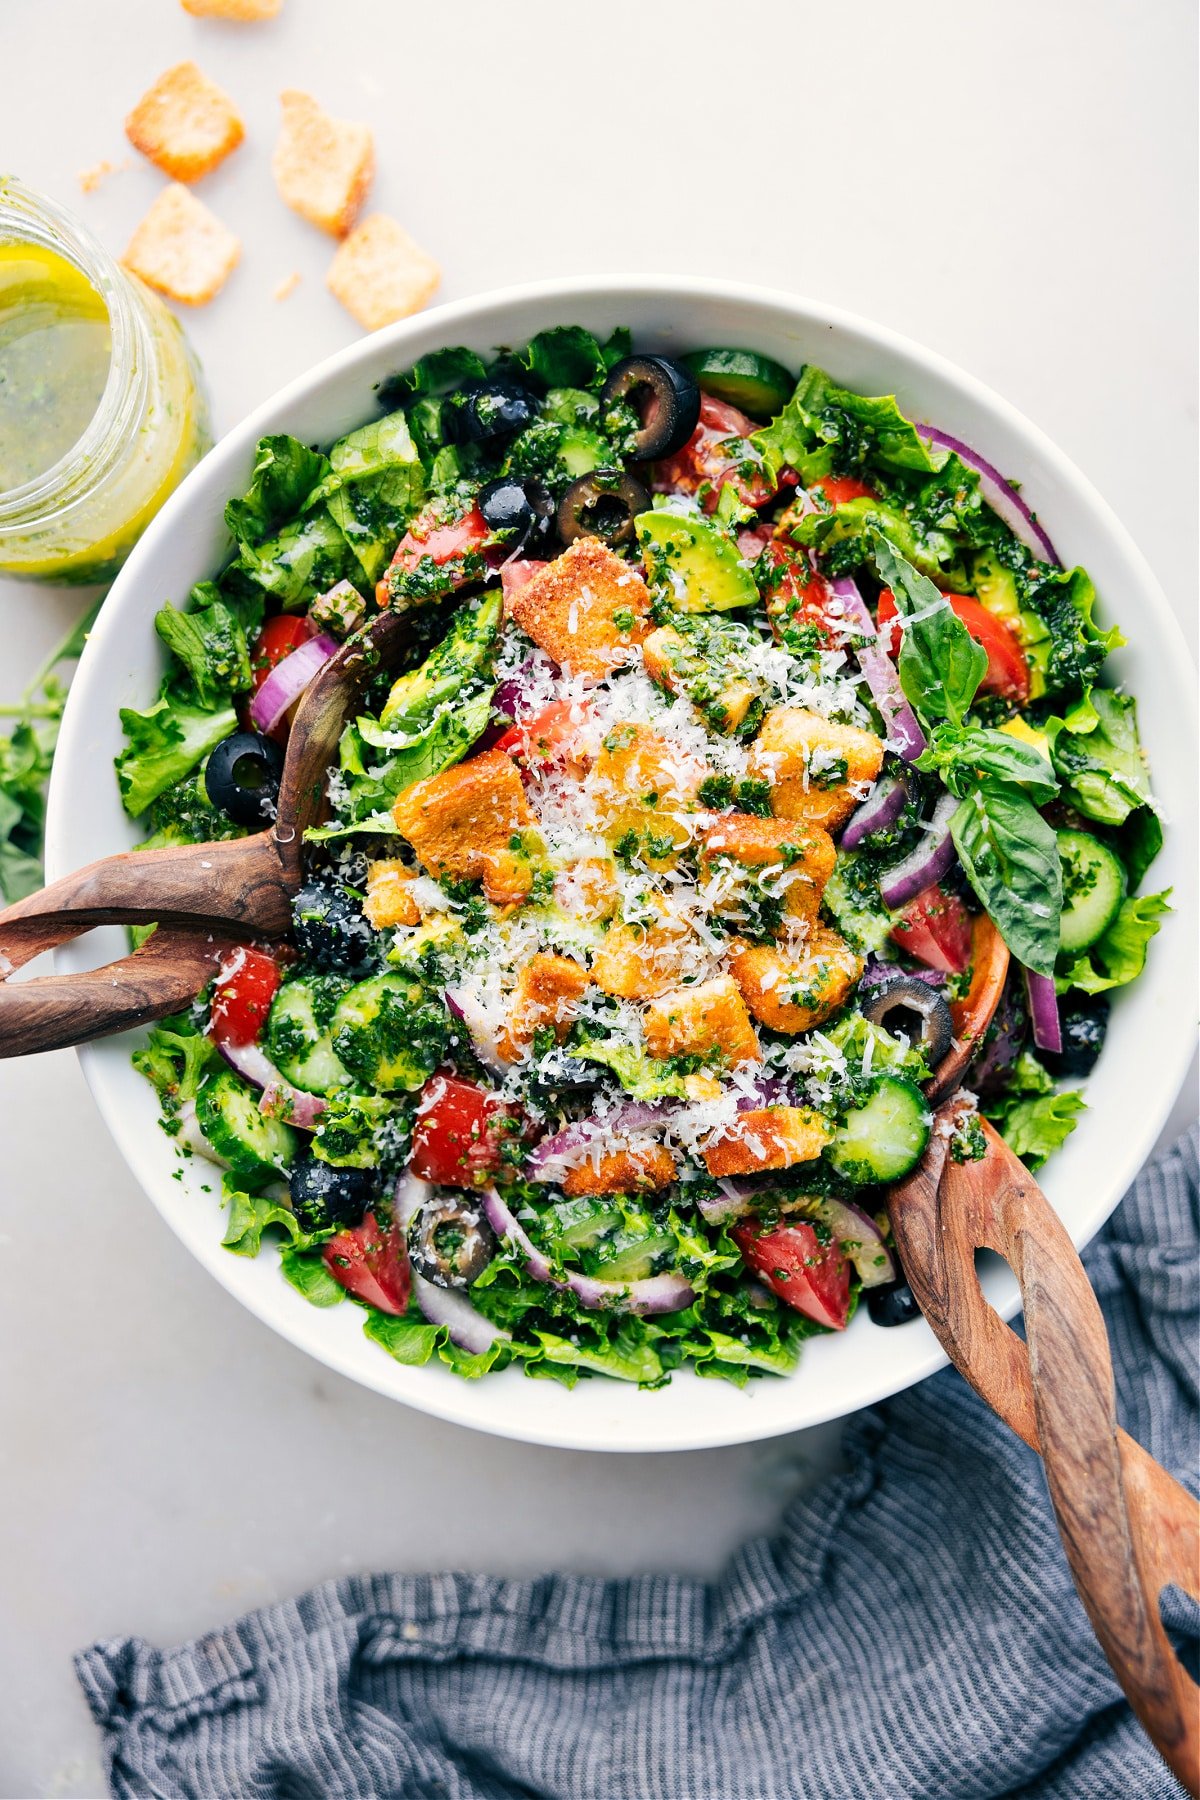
0 176 152 523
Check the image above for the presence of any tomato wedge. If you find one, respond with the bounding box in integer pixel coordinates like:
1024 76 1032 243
876 589 1030 703
757 540 838 646
653 395 778 511
242 614 316 742
409 1075 521 1188
732 1218 852 1330
808 474 877 509
494 699 591 770
209 946 282 1049
890 883 973 975
322 1211 411 1315
377 502 491 606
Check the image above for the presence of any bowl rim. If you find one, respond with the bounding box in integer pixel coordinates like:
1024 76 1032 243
46 272 1198 1452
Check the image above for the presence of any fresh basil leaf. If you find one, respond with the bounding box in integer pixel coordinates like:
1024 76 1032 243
115 691 238 817
990 1089 1086 1171
871 531 987 727
1111 806 1163 890
224 434 330 547
1048 688 1151 826
1056 890 1171 995
154 598 251 707
917 724 1058 802
950 780 1062 976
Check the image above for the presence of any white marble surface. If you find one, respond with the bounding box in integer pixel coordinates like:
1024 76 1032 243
1 2 1196 1793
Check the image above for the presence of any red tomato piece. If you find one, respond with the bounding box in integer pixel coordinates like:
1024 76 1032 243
875 590 1030 703
377 502 491 607
242 614 316 742
500 559 546 603
409 1075 520 1188
494 699 591 769
890 883 974 975
653 395 778 512
807 474 877 509
322 1211 411 1315
732 1218 852 1330
209 946 282 1049
757 540 838 646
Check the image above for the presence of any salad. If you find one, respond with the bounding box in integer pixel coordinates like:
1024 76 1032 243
120 326 1169 1389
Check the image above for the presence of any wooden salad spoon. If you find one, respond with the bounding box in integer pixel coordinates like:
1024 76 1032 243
0 619 1194 1790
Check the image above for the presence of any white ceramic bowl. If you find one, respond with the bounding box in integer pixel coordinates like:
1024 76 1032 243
47 277 1197 1453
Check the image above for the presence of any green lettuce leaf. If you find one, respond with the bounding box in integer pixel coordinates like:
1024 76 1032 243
1048 688 1151 826
1056 890 1171 995
872 531 987 727
115 691 237 817
222 1182 316 1257
132 1012 221 1117
279 1245 346 1307
991 1090 1086 1171
224 434 330 546
154 598 251 706
950 779 1062 977
225 509 359 611
363 1311 444 1365
571 1037 692 1100
377 346 488 406
756 365 945 480
306 410 425 583
1024 566 1123 712
516 326 610 392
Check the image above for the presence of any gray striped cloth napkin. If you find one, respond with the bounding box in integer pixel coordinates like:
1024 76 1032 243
76 1130 1198 1800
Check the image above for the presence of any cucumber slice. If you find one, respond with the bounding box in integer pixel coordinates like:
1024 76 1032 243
827 1077 930 1184
582 1210 674 1282
195 1069 298 1184
1057 829 1126 953
681 348 794 421
548 1197 620 1253
266 978 353 1097
330 972 447 1093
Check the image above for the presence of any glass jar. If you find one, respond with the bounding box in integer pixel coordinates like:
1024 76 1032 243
0 178 211 585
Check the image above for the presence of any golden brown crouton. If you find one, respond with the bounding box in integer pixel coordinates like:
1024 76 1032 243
703 1107 832 1178
123 184 240 305
590 904 692 1001
589 723 701 870
363 860 422 930
698 814 836 932
497 953 592 1064
553 856 620 924
126 63 244 182
728 927 862 1035
562 1144 677 1197
644 975 760 1068
391 750 541 906
502 538 651 680
326 215 440 332
642 624 759 735
181 0 282 16
751 707 884 832
272 89 374 237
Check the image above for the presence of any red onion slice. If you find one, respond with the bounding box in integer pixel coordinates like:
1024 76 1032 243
828 575 927 761
917 425 1061 567
859 956 945 990
482 1187 695 1316
216 1036 328 1130
176 1098 226 1165
443 985 507 1075
1023 966 1063 1055
525 1101 675 1182
841 770 911 851
695 1177 761 1226
394 1174 508 1354
248 633 339 735
879 792 959 908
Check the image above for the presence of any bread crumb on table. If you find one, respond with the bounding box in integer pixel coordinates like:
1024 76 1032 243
326 214 440 332
272 89 374 237
77 159 125 194
272 270 302 301
123 183 241 305
125 61 244 183
180 0 284 18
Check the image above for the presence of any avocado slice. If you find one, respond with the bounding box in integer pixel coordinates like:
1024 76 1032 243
635 510 757 613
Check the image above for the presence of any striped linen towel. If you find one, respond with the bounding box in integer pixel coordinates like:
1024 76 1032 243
76 1130 1198 1800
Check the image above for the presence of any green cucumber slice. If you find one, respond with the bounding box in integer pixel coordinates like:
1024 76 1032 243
195 1069 298 1184
1057 829 1126 953
266 978 353 1097
681 348 794 421
827 1077 930 1184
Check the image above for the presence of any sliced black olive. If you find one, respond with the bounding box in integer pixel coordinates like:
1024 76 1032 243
290 1158 375 1233
441 379 537 447
477 475 554 549
860 974 954 1066
204 731 284 828
867 1280 922 1327
407 1194 497 1289
292 878 375 973
556 470 650 548
600 355 701 461
1040 994 1110 1078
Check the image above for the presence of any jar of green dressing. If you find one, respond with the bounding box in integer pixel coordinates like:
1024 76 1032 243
0 178 211 585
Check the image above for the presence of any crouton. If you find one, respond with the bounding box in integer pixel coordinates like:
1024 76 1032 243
728 927 862 1035
562 1144 677 1197
589 723 701 870
703 1107 832 1178
181 0 282 17
642 623 760 735
553 855 620 924
126 62 244 183
751 707 884 832
391 750 542 906
497 953 591 1064
698 814 836 934
590 904 692 1001
644 975 760 1068
272 89 374 237
363 860 422 930
326 214 440 332
123 184 240 305
502 538 651 680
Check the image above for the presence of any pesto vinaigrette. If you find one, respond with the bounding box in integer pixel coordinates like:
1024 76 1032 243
0 244 111 489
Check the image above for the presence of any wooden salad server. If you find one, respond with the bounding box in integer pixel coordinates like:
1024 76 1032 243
905 919 1199 1796
0 607 416 1058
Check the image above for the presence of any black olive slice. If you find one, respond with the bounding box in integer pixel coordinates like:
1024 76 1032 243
860 974 955 1066
441 379 537 446
556 470 650 549
204 730 284 829
407 1194 498 1289
1040 994 1110 1078
478 475 554 549
289 1159 375 1234
600 355 701 461
867 1280 922 1327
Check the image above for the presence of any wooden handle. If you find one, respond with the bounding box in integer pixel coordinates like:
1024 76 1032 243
0 925 237 1056
889 1105 1199 1796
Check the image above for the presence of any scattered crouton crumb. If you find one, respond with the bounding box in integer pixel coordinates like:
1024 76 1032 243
126 62 244 183
272 271 301 301
77 159 125 194
180 0 283 17
326 214 440 332
272 89 374 237
123 184 241 306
